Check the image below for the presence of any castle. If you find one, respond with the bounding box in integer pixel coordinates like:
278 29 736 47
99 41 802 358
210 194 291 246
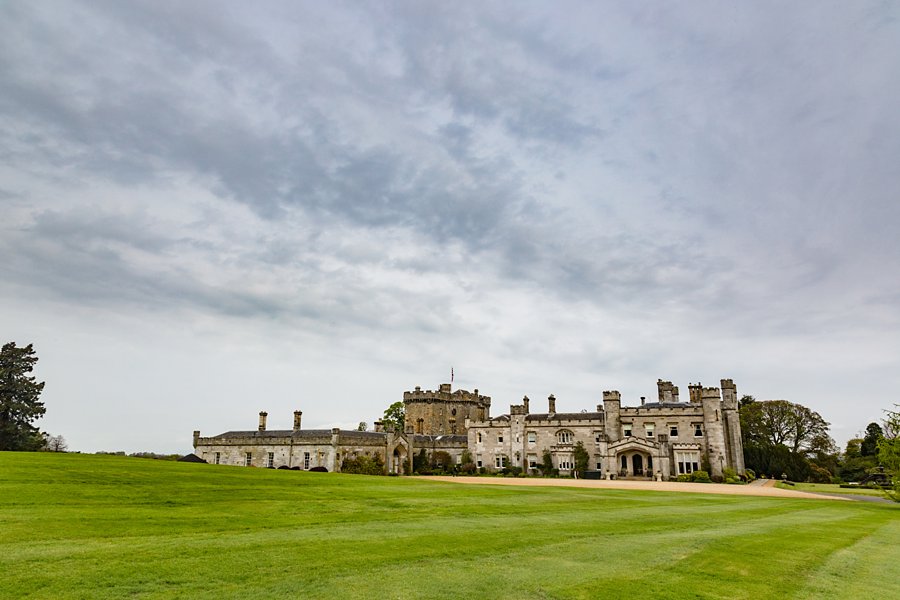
192 378 745 479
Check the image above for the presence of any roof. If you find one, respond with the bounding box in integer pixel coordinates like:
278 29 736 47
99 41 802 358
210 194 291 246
177 453 207 463
208 429 386 440
413 434 468 444
525 412 605 421
629 402 696 409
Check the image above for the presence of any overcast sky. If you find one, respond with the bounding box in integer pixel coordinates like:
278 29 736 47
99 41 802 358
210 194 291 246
2 1 898 453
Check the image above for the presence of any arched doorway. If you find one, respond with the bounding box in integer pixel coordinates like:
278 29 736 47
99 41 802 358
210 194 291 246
391 445 408 475
632 454 644 476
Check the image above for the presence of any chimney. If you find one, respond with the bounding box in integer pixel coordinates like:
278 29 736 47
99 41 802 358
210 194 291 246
293 410 302 432
523 395 530 414
192 430 200 447
258 411 268 431
641 396 646 406
548 394 556 413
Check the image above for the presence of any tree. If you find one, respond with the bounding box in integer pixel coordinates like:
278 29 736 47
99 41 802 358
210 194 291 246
739 394 755 409
0 342 46 451
878 406 900 473
381 401 406 433
541 449 554 476
860 422 883 457
431 450 453 472
357 421 368 432
573 441 589 478
43 434 67 453
877 406 900 502
740 400 832 455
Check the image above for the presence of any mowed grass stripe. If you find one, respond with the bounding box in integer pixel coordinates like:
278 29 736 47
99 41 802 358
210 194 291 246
1 453 897 599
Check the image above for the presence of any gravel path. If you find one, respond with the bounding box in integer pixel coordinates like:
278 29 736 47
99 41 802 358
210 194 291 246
425 475 851 500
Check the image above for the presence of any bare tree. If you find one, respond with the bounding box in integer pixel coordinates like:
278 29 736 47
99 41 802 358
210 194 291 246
44 434 68 452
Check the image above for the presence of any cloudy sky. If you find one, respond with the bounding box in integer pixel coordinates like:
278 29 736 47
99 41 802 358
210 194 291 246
2 1 898 453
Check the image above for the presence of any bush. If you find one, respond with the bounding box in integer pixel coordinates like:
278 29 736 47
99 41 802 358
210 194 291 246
341 454 385 476
711 475 724 483
744 468 756 481
691 470 712 483
808 463 833 484
676 473 692 482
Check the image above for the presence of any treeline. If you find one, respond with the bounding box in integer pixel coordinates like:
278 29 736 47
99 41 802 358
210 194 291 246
740 396 897 487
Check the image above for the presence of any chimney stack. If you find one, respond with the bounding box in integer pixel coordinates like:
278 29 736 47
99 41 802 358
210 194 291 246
293 410 302 432
548 394 556 413
192 430 200 447
258 411 268 431
523 395 530 413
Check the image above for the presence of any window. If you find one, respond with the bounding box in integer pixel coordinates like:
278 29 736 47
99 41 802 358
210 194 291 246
676 451 700 474
645 423 655 438
214 452 220 465
669 424 679 438
528 454 538 468
623 424 632 437
694 423 703 437
245 452 252 467
595 432 602 443
557 430 573 444
476 455 483 468
266 452 274 468
456 454 462 464
596 462 603 470
498 434 504 443
527 431 536 444
515 434 520 443
477 432 482 443
303 452 310 470
494 455 507 468
558 459 573 470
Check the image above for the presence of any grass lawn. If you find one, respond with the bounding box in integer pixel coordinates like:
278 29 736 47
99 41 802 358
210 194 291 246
2 453 898 599
776 481 890 497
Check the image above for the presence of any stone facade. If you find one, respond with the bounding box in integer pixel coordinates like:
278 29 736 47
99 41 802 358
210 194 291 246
402 383 491 435
467 379 745 480
192 379 744 480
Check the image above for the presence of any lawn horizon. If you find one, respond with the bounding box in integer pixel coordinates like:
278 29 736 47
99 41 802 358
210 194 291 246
2 452 897 599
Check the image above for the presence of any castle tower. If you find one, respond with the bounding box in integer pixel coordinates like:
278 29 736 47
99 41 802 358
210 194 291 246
701 387 728 478
403 383 491 435
602 390 621 443
720 379 745 474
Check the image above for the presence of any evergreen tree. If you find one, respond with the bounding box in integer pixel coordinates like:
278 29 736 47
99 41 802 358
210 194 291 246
0 342 46 451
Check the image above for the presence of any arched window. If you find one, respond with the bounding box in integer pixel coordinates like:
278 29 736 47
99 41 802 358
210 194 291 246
557 430 573 444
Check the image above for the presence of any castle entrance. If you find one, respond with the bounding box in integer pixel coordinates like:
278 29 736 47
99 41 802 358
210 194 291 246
632 454 644 476
391 445 408 475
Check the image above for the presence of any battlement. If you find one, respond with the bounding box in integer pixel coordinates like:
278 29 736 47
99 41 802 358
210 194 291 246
657 379 680 403
403 384 491 406
701 386 721 402
603 390 621 402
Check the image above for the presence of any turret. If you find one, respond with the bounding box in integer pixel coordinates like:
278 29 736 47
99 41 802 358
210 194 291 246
602 390 621 442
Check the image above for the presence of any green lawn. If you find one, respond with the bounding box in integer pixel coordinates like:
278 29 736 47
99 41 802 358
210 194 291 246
1 453 897 599
776 481 889 497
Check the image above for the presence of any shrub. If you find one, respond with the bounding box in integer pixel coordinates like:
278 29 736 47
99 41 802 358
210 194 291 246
808 463 833 484
723 467 737 480
691 470 712 483
744 468 756 481
711 475 724 483
676 473 692 482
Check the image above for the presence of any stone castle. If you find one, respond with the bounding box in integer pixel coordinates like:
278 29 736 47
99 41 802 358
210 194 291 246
192 378 745 479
